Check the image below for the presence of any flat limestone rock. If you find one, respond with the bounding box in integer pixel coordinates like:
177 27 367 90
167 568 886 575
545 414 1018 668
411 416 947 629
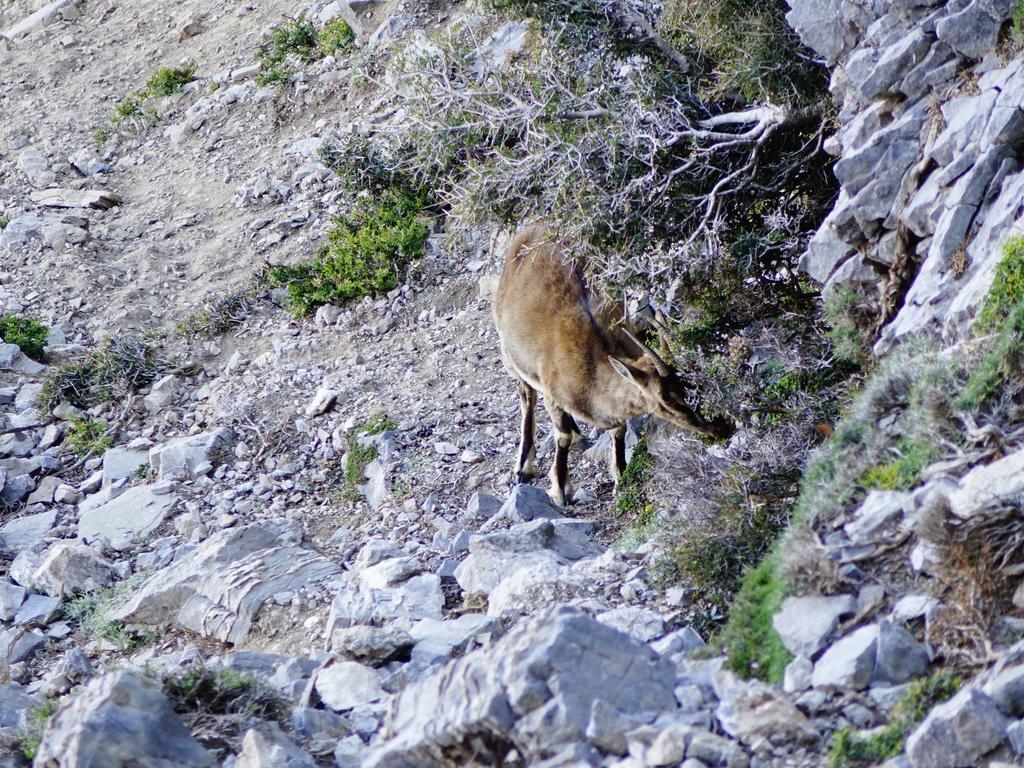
78 485 178 550
0 510 56 553
30 188 122 209
112 524 341 645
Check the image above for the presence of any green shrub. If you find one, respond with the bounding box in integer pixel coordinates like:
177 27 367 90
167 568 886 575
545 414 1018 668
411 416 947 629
266 190 427 317
616 438 655 517
0 314 48 361
341 413 395 499
977 235 1024 332
717 550 791 681
144 63 198 97
163 666 287 721
956 236 1024 411
661 0 827 104
0 216 10 229
259 17 318 65
65 417 114 458
39 336 170 412
672 465 798 614
1014 0 1024 42
95 63 197 146
824 285 875 367
319 18 355 55
828 670 961 767
18 700 59 761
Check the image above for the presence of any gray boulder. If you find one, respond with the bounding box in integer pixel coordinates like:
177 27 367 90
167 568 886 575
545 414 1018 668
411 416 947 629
772 594 856 659
812 624 878 689
149 428 233 481
78 485 178 550
32 541 114 597
236 723 316 768
111 525 340 644
483 484 565 528
33 670 215 767
365 605 676 767
0 683 34 728
984 663 1024 716
906 687 1009 768
313 660 385 711
0 510 55 553
454 518 602 599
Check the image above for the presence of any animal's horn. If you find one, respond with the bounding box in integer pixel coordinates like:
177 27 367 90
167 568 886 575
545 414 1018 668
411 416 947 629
622 327 672 377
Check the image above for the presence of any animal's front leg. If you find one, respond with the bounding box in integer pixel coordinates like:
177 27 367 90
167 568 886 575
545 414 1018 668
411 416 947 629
515 381 538 483
545 402 576 506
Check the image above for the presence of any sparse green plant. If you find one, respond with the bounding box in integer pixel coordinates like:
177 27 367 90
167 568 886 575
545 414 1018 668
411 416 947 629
176 291 256 339
0 313 48 361
824 285 876 367
162 666 287 752
671 465 799 614
255 17 318 85
64 577 153 652
134 463 152 480
65 417 114 458
1013 0 1024 41
615 438 654 518
827 670 961 767
144 63 198 97
95 63 197 147
362 412 396 435
319 17 355 55
38 336 171 412
0 216 9 229
18 700 59 761
266 189 428 317
340 413 395 500
859 435 938 491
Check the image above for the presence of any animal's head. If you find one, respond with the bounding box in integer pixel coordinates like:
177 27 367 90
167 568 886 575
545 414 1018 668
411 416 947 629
609 348 735 441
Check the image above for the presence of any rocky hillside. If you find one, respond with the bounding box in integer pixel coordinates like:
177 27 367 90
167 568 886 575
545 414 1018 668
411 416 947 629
0 0 1022 767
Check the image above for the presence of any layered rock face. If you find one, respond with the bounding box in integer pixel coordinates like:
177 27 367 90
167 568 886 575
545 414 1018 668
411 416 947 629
789 0 1024 347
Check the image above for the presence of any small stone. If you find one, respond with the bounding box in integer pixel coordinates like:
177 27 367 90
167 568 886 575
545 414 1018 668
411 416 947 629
304 388 338 417
314 661 385 711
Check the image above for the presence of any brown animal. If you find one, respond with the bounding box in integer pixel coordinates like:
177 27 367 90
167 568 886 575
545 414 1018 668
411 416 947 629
493 224 734 505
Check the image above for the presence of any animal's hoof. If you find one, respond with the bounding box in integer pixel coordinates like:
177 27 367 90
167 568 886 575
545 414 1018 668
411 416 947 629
515 469 536 484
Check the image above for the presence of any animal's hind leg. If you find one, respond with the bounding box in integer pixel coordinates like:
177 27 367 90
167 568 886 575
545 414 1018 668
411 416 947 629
545 402 577 506
514 380 538 483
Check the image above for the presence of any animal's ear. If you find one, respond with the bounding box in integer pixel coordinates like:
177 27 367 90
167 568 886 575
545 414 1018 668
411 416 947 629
609 357 650 388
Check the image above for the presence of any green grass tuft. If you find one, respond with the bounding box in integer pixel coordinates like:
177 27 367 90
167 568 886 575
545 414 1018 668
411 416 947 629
64 577 153 652
616 437 654 517
18 700 59 761
341 413 395 500
717 549 791 682
827 670 961 767
65 417 114 458
266 190 427 317
0 314 48 361
95 63 197 146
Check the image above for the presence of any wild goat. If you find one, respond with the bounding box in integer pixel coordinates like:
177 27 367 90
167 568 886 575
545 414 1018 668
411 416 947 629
493 225 734 505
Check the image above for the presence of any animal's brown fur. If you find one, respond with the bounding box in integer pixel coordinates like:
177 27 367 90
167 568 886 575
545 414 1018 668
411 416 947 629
493 224 733 504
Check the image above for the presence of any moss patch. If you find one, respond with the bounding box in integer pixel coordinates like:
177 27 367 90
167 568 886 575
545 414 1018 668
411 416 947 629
717 549 791 682
827 670 961 767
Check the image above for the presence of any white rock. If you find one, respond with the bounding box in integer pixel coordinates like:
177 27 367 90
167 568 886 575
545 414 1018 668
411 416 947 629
314 661 384 711
78 485 178 550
